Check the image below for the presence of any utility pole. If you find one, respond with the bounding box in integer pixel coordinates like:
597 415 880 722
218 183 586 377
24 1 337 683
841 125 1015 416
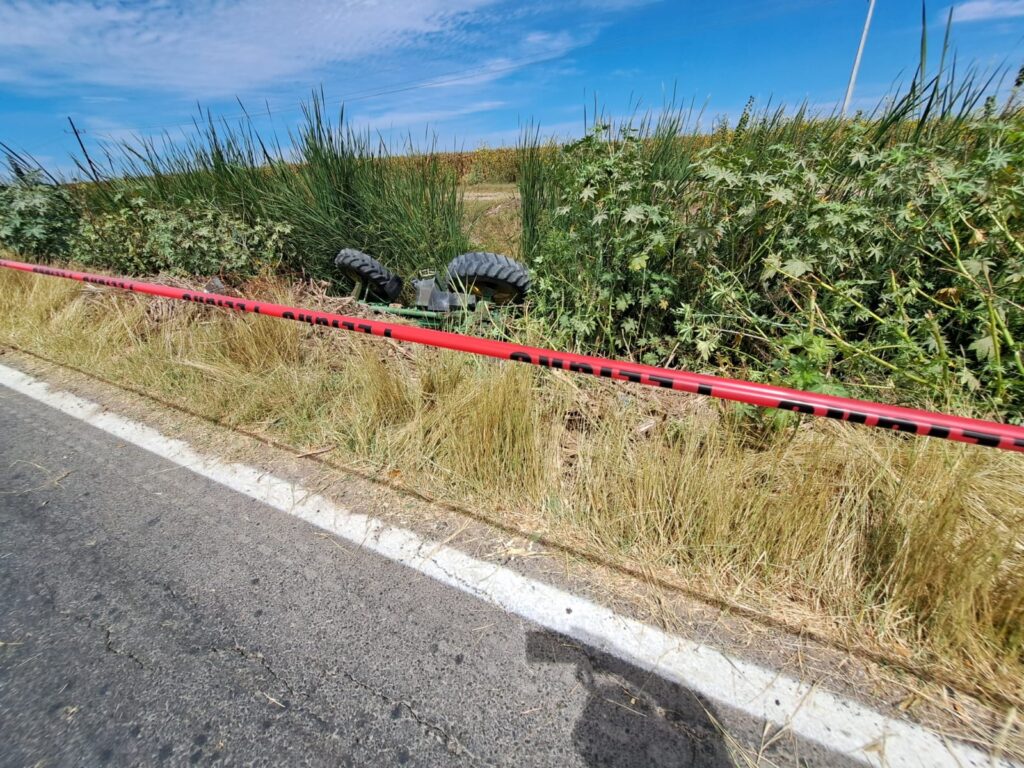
842 0 876 117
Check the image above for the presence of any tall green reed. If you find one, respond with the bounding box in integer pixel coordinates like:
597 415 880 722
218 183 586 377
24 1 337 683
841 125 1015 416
67 92 468 281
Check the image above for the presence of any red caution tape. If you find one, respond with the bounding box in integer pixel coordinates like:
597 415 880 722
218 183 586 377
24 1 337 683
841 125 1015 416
4 257 1024 453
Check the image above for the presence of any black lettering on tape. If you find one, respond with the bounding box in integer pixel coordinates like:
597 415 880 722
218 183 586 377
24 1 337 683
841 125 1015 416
963 430 1000 448
779 400 815 415
876 417 918 433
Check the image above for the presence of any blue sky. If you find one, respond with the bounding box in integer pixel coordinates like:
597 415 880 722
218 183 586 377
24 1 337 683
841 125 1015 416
1 0 1022 175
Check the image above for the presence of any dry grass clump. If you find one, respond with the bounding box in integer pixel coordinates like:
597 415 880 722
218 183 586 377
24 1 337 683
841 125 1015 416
1 266 1022 704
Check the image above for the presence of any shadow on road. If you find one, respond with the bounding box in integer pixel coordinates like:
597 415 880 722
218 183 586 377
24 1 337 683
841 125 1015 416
526 630 733 767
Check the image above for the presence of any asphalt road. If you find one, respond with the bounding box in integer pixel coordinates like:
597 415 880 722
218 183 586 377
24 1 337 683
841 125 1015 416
0 381 852 767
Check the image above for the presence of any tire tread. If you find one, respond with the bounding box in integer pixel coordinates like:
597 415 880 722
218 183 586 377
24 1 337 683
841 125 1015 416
334 248 403 301
445 252 530 302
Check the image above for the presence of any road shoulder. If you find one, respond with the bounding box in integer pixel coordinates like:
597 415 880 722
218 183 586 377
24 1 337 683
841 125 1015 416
0 347 1016 765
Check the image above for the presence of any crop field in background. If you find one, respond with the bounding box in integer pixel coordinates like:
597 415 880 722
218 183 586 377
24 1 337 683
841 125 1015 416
2 34 1024 723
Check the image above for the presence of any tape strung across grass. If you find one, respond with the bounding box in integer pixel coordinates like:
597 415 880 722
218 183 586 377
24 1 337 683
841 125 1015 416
3 256 1023 453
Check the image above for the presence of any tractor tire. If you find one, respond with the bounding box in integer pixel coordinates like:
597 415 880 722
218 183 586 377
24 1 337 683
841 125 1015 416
445 251 530 305
334 248 403 301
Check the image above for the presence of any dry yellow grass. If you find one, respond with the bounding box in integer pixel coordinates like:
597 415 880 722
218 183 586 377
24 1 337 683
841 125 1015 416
463 189 521 258
1 265 1023 708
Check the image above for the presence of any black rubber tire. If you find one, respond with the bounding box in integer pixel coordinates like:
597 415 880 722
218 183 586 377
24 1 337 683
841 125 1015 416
334 248 403 301
445 252 530 305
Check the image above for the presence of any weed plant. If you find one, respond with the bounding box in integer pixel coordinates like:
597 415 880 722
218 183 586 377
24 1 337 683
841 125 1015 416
519 52 1024 418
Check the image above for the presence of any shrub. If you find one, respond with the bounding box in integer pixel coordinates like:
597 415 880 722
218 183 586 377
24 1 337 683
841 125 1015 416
673 115 1024 418
529 124 685 361
519 95 1024 418
70 196 293 277
0 172 79 259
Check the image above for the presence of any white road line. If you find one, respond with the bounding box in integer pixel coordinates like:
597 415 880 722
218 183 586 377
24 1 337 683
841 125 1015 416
0 362 1010 768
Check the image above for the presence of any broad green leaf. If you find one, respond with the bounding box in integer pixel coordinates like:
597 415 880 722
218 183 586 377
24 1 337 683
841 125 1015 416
623 205 646 224
768 187 795 205
969 334 995 361
782 258 812 277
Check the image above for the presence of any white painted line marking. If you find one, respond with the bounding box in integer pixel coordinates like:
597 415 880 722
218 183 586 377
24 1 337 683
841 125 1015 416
0 362 1011 768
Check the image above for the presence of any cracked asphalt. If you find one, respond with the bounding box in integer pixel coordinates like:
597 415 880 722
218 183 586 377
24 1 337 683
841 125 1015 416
0 382 851 767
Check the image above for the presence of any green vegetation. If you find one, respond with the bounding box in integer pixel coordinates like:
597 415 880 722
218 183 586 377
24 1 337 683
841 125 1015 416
524 124 688 359
0 170 78 260
71 196 294 276
520 73 1024 421
1 43 1020 425
19 94 469 281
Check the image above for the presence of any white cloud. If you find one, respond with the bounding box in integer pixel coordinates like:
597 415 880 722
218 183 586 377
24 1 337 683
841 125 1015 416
359 100 507 131
951 0 1024 22
576 0 657 8
77 114 148 145
0 0 643 155
79 96 128 104
421 30 591 90
421 61 520 89
0 0 499 97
